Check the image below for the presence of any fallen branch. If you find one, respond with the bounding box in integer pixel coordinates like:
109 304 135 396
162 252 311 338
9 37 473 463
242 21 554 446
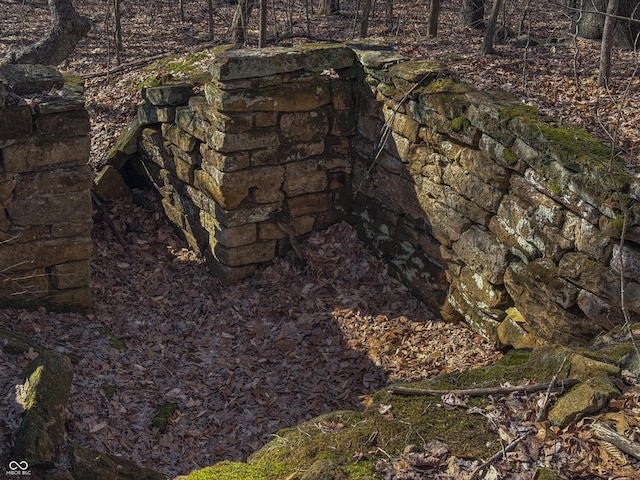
592 421 640 460
387 378 578 398
469 431 531 480
91 191 128 249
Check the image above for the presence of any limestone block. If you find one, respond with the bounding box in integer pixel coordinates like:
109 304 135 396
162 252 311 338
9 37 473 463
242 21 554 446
547 382 616 427
466 103 516 147
161 123 197 152
142 83 194 106
209 48 306 81
3 136 90 172
442 163 504 214
35 108 90 137
478 134 527 173
280 110 329 143
0 177 16 203
496 308 545 349
278 141 326 164
330 109 357 136
169 143 200 166
101 118 143 169
577 289 624 328
197 164 284 210
452 226 510 285
457 147 511 189
0 226 49 244
383 105 419 143
211 239 277 267
46 285 92 312
207 81 331 112
330 79 355 110
418 196 472 247
573 217 612 262
610 243 640 280
200 210 256 247
7 189 91 227
0 237 91 272
0 268 49 302
50 221 94 238
0 64 63 95
72 446 165 480
137 103 175 125
254 111 278 127
446 287 500 344
201 145 250 172
504 260 600 344
284 159 328 197
204 257 256 285
458 266 510 310
161 197 186 229
287 192 331 216
13 350 73 466
50 260 91 289
302 44 355 72
207 129 279 153
14 167 92 196
418 180 493 227
258 216 316 240
174 107 208 141
0 105 32 140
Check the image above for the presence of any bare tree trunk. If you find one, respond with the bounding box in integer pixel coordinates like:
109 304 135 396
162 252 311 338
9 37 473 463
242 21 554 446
598 0 619 86
572 0 640 49
207 0 214 40
4 0 91 65
427 0 441 37
113 0 123 64
482 0 503 54
180 0 185 23
360 0 372 36
385 0 393 27
462 0 485 28
259 0 267 47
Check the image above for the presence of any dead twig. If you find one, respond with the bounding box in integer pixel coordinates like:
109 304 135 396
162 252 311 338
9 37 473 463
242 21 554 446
387 378 578 398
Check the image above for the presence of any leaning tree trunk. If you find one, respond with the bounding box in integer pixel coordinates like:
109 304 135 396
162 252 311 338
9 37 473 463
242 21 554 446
461 0 485 28
3 0 91 65
571 0 640 50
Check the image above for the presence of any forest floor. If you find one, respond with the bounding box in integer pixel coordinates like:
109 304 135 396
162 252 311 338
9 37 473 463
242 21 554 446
1 0 640 479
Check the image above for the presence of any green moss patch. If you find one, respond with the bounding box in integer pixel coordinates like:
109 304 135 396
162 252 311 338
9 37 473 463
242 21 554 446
184 461 268 480
151 402 177 433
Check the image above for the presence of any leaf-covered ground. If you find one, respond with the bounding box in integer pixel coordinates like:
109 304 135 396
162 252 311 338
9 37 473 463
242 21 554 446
1 0 640 478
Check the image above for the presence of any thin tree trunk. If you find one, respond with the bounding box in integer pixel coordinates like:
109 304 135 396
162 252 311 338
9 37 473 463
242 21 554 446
360 0 372 37
113 0 122 64
259 0 267 47
386 0 393 27
207 0 214 40
427 0 441 37
598 0 619 86
4 0 91 65
481 0 503 54
179 0 185 22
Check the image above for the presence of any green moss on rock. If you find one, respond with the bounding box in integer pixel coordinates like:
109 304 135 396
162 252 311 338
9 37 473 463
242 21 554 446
184 461 268 480
451 115 471 132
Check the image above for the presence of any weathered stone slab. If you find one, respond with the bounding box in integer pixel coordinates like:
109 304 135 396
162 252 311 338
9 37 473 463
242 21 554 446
3 136 90 172
13 349 73 466
301 44 355 71
50 260 91 289
93 165 132 200
210 47 306 80
200 210 257 247
137 103 176 125
0 237 92 272
35 109 90 137
207 129 279 153
0 105 32 140
142 83 194 106
280 109 329 143
211 239 276 267
7 189 91 226
452 226 511 285
0 64 64 95
287 192 331 216
14 167 92 196
284 159 328 197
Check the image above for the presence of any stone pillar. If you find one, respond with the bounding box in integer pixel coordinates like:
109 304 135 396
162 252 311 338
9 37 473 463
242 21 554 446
0 64 92 312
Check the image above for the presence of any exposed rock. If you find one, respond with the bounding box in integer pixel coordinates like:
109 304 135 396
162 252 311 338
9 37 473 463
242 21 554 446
547 382 617 427
142 83 194 106
13 349 73 467
0 64 64 95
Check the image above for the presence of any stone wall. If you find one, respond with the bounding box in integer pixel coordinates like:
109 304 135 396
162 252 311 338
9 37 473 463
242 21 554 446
99 44 640 346
0 65 92 312
349 46 640 346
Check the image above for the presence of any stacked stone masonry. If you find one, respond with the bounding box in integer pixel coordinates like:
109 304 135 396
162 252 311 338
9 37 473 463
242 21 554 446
0 64 92 312
100 44 639 346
